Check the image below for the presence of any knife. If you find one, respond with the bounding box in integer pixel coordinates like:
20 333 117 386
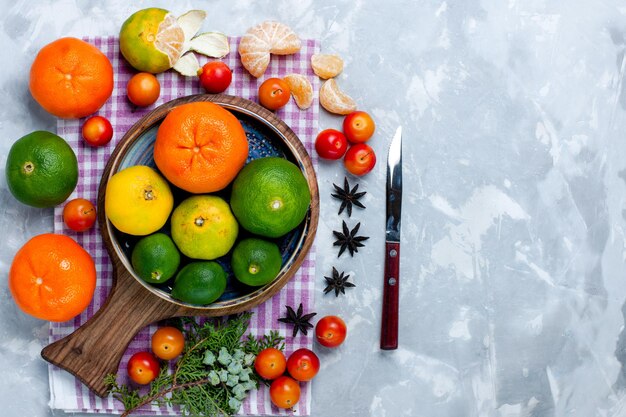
380 126 402 350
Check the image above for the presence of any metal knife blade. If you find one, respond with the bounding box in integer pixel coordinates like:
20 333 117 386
381 126 402 350
386 126 402 242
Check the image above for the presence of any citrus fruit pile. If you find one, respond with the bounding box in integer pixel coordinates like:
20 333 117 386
104 101 312 306
6 36 115 211
4 34 120 322
5 14 315 322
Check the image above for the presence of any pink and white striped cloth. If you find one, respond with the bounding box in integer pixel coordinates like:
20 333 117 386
50 36 319 416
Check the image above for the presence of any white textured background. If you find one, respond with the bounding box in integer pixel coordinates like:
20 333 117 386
2 0 626 416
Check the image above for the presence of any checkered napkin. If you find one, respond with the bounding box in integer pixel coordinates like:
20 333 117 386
49 36 319 415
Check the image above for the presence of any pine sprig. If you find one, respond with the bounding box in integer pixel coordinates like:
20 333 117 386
244 330 285 355
105 313 284 417
105 374 142 411
173 381 230 417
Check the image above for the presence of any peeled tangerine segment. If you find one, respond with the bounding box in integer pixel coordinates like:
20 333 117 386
311 53 344 79
238 21 301 78
284 74 313 110
155 13 185 67
319 79 357 115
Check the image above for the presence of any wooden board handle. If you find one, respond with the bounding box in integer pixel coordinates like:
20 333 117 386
41 268 181 397
380 241 400 350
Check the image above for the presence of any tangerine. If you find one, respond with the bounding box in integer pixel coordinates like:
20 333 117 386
131 233 180 284
238 21 301 78
119 8 185 74
29 37 113 119
231 238 282 286
230 157 311 238
9 233 96 322
104 165 174 236
154 102 249 194
170 195 239 260
5 131 78 208
171 262 227 305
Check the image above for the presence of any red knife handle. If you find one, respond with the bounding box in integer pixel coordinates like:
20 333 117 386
381 241 400 350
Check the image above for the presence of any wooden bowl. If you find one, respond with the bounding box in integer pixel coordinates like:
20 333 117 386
41 94 319 397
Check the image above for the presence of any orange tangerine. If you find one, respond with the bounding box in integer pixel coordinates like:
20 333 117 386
29 37 113 119
154 102 249 193
9 233 96 322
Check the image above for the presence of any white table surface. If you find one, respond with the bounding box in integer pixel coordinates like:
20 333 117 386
2 0 626 416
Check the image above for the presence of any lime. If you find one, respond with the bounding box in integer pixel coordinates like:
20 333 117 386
171 261 227 305
171 195 238 260
104 165 174 236
230 157 311 238
231 238 282 286
5 131 78 208
131 233 180 284
119 8 185 73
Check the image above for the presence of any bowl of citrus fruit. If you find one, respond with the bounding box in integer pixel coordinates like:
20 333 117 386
98 94 318 315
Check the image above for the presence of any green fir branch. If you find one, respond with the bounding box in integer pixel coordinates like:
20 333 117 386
244 330 285 355
105 313 284 417
104 374 142 411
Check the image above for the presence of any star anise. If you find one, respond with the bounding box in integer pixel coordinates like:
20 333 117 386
331 177 366 217
333 221 369 257
323 267 356 297
277 303 317 337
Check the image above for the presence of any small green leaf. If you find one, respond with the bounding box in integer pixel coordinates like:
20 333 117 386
202 350 216 366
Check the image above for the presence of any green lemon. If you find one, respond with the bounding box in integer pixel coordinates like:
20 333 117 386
5 131 78 208
171 262 227 305
171 195 239 260
131 233 181 284
230 157 311 238
231 238 283 286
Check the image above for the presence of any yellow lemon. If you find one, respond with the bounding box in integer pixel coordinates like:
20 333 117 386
105 165 173 236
